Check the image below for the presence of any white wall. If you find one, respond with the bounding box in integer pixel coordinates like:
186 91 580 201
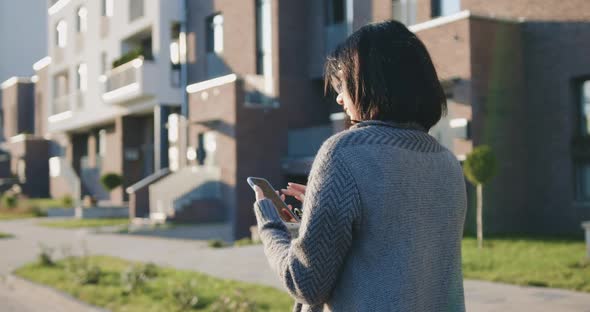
0 0 48 82
46 0 182 133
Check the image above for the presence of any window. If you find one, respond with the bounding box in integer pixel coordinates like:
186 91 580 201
392 0 417 26
575 162 590 202
256 0 272 75
206 14 224 54
325 0 346 25
77 6 88 33
77 63 87 91
100 52 108 75
196 133 206 165
56 20 67 47
431 0 461 18
53 72 69 98
129 0 144 21
98 129 107 157
102 0 114 17
580 80 590 135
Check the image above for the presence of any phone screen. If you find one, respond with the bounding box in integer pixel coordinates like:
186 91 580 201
248 177 300 223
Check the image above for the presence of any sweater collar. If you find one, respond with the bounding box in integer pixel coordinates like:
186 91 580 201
349 120 427 132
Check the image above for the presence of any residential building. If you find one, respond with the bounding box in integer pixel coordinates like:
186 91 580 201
44 0 183 205
147 0 424 238
150 0 590 239
0 77 50 197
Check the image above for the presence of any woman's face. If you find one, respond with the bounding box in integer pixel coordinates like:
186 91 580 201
333 71 360 120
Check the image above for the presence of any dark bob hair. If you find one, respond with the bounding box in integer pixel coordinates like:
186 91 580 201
325 20 446 131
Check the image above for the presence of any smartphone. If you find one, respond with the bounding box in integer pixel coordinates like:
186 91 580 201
247 177 300 223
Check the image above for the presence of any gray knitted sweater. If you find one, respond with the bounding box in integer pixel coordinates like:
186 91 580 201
254 120 467 312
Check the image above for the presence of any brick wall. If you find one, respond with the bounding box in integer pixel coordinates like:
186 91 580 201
462 0 590 21
520 22 590 234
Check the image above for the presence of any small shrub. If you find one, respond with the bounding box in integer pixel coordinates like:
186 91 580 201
100 173 123 192
210 288 257 312
234 238 261 247
82 195 97 208
463 145 497 185
121 263 160 294
1 194 18 210
66 256 102 285
31 206 47 217
208 239 226 248
60 195 74 208
38 244 55 266
112 48 145 68
170 279 200 311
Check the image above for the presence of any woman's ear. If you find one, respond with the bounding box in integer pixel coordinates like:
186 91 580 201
336 93 345 105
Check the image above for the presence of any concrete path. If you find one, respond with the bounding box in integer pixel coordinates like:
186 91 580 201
1 218 590 312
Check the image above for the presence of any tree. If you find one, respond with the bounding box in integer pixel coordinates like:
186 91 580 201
100 173 123 192
463 145 497 249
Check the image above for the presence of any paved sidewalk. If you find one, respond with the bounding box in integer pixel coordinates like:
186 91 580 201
1 218 590 312
0 275 106 312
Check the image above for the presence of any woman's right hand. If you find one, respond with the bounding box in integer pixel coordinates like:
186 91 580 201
281 182 306 203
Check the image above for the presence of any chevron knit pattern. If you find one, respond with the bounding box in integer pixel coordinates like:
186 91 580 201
254 119 467 312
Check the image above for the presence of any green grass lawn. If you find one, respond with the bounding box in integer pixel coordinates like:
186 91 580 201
0 232 13 239
39 218 130 229
462 235 590 292
27 198 71 209
15 255 293 312
0 198 66 221
0 212 36 220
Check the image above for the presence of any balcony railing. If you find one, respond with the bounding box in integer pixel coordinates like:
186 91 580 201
52 94 70 115
102 57 158 104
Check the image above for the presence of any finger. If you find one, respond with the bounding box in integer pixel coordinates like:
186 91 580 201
288 204 293 210
288 183 307 192
281 194 286 201
282 188 302 197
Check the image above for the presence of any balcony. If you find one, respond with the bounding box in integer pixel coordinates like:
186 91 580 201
52 94 70 115
187 74 278 124
102 57 158 105
51 91 84 116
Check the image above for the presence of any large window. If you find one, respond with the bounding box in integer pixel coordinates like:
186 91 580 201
431 0 461 18
100 52 108 75
56 20 67 47
325 0 346 25
77 6 88 33
575 162 590 202
580 80 590 135
205 13 225 78
129 0 144 21
256 0 271 75
392 0 417 26
77 63 87 91
102 0 114 17
206 14 224 54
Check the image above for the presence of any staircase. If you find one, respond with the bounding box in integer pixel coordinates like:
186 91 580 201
149 166 224 222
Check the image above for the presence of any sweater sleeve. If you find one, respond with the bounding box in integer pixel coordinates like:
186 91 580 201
253 145 362 306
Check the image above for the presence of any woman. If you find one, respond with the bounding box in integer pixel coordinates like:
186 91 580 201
253 20 467 312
